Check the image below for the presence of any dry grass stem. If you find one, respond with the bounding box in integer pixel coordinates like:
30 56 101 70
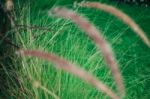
78 1 150 47
50 7 124 96
16 24 54 32
33 81 60 99
17 49 120 99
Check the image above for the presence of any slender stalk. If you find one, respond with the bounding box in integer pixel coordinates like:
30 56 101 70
16 24 54 32
17 49 120 99
78 1 150 47
33 81 60 99
50 7 124 96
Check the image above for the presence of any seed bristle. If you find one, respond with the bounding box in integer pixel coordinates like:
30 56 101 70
19 49 120 99
50 7 124 97
78 1 150 47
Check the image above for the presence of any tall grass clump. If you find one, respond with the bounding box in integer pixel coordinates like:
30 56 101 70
6 0 150 99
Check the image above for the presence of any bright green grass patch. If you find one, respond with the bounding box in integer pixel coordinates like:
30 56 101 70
7 0 150 99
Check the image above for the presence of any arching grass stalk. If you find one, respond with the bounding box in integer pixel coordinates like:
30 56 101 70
78 1 150 47
49 7 124 97
17 50 120 99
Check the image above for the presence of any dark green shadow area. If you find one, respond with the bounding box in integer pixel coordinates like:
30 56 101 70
0 1 19 98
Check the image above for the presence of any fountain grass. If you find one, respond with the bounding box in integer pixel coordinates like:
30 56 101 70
4 0 150 99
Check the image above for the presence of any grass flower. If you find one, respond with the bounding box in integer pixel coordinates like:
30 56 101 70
17 49 120 99
78 1 150 47
50 7 124 96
